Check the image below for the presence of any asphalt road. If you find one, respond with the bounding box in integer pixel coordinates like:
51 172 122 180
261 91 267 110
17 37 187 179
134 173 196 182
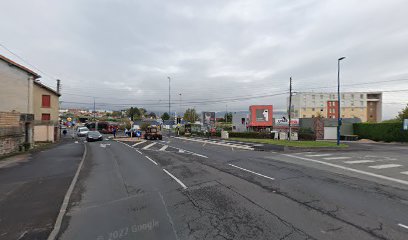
58 136 408 240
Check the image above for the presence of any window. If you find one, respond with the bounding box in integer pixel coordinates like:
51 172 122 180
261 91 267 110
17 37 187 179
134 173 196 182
312 115 315 118
312 95 315 99
360 101 364 106
41 113 51 121
360 94 364 99
312 108 315 111
232 126 236 130
303 108 306 111
303 115 306 118
42 95 51 108
351 94 354 99
241 118 245 124
320 95 323 99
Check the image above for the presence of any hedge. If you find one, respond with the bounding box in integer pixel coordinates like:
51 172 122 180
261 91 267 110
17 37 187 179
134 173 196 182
353 122 408 142
228 132 272 139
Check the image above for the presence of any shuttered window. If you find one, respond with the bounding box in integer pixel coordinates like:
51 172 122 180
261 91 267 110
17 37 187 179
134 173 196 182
42 95 51 108
41 114 51 121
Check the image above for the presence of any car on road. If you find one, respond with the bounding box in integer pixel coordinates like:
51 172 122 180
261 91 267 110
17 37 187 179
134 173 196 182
144 125 162 140
86 131 103 142
76 127 90 137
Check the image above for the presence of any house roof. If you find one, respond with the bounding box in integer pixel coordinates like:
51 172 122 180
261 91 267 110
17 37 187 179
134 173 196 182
34 81 61 97
0 54 41 79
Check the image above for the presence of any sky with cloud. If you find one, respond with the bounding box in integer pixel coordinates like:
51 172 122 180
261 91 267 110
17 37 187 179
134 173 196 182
1 0 408 119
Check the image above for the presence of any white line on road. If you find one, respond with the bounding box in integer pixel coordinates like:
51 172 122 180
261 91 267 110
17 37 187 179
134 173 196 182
178 149 185 153
284 154 408 186
228 164 275 180
132 141 146 147
344 160 375 164
145 156 158 165
143 142 157 150
369 164 402 169
400 171 408 175
136 150 142 154
192 153 208 158
323 156 351 160
159 145 168 151
398 223 408 230
163 169 187 189
305 154 332 157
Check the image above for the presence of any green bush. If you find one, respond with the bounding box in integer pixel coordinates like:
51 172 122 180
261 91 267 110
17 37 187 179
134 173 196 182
298 127 316 141
353 122 408 142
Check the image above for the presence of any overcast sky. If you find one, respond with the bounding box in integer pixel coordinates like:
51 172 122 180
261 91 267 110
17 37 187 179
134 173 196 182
1 0 408 119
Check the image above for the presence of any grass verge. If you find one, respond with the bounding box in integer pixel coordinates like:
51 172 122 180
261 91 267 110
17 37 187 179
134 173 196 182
229 138 348 148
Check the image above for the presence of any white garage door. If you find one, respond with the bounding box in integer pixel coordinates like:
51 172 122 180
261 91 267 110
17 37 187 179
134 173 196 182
324 127 337 140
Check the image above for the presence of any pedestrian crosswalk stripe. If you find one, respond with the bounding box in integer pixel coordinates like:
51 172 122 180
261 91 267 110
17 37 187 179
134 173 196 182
132 141 146 147
159 145 168 151
142 142 157 150
369 164 403 169
344 160 375 164
305 154 332 157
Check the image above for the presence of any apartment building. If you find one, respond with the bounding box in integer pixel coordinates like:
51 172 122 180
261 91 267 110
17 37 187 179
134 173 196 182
290 92 382 122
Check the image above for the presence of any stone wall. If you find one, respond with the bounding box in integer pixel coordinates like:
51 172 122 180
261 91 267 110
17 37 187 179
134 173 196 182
0 112 25 156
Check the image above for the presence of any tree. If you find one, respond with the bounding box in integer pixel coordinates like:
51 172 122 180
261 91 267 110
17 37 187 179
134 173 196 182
397 104 408 121
126 107 146 121
161 112 170 120
183 108 199 123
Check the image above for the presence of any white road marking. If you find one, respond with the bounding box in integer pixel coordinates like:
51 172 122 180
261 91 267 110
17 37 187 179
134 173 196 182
174 137 254 150
145 156 158 165
192 153 208 158
143 142 157 150
163 169 187 189
283 154 408 186
178 149 185 153
74 141 78 144
159 145 168 151
136 150 142 154
398 223 408 230
344 160 375 164
305 154 332 157
400 171 408 175
369 164 402 169
323 157 351 160
228 164 275 180
132 141 146 147
100 144 106 148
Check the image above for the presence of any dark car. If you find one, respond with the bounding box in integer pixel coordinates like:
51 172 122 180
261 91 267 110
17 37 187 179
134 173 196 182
86 131 103 142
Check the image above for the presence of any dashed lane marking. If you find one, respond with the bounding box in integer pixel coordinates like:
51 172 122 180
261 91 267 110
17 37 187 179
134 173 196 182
344 160 375 164
400 171 408 175
163 169 187 189
142 142 157 150
145 156 158 165
398 223 408 230
136 150 142 154
228 164 275 180
369 164 403 169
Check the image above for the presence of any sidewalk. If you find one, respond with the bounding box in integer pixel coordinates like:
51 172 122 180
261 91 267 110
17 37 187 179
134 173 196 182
0 137 84 240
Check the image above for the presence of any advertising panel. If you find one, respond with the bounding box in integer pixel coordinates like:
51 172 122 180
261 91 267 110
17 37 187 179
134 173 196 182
202 112 215 126
275 118 299 126
404 119 408 131
248 105 273 127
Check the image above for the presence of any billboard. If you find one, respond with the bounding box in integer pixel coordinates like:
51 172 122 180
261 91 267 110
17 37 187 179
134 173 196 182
404 119 408 130
249 105 273 127
202 112 215 125
275 118 299 126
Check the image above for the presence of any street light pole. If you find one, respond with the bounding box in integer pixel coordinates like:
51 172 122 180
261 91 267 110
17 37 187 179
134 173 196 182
288 77 292 141
168 77 171 137
337 57 346 146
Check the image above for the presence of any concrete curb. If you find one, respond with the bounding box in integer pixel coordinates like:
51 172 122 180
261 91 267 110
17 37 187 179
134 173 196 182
47 143 88 240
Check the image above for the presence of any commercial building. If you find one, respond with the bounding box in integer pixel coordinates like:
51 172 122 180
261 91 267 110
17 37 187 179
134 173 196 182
290 92 382 122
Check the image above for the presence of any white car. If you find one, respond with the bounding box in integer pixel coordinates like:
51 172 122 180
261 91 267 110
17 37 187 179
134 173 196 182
77 127 90 137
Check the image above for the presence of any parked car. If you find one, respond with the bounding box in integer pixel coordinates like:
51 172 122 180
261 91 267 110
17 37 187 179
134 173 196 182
86 131 103 142
77 127 90 137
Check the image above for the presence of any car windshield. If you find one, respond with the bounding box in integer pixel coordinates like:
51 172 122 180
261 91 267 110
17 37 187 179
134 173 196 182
79 127 89 132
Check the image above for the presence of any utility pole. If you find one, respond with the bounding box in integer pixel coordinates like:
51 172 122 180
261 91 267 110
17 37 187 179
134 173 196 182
337 57 346 146
168 77 171 137
179 93 182 118
288 77 292 141
225 104 228 123
56 79 61 94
